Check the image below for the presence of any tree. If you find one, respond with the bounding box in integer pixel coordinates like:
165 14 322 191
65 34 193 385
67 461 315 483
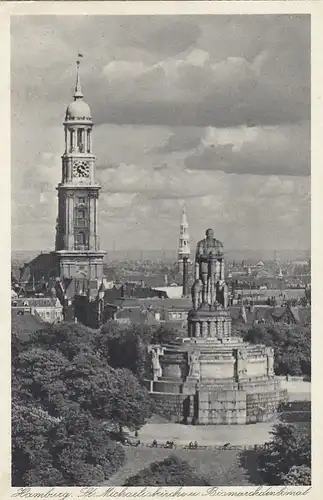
51 409 125 486
281 465 311 486
97 324 154 379
97 328 148 379
63 356 153 429
97 323 180 379
14 347 70 415
152 325 182 344
242 324 311 377
257 422 311 485
12 398 64 486
12 399 126 486
124 456 210 486
12 321 156 486
109 368 153 432
22 322 96 362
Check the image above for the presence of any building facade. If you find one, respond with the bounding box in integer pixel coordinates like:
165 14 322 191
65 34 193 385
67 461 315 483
11 297 63 324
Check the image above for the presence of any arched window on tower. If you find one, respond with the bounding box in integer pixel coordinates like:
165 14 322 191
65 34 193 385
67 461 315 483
77 129 84 152
76 231 86 249
76 208 86 228
69 129 74 152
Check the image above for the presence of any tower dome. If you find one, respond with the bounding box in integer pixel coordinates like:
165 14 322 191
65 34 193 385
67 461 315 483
65 100 92 121
64 57 92 122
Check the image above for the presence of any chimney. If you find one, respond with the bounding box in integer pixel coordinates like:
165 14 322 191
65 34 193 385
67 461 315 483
182 256 189 297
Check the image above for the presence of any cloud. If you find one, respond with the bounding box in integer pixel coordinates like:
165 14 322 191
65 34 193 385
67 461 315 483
10 15 310 251
184 122 310 176
156 127 202 153
11 15 310 129
91 44 309 128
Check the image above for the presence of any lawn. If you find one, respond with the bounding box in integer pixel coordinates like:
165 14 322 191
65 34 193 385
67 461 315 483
104 446 260 486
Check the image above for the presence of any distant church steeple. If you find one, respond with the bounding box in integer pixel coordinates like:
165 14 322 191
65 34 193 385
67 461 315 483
178 203 191 274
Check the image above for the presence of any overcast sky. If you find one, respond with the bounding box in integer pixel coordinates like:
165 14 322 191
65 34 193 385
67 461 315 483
11 15 310 253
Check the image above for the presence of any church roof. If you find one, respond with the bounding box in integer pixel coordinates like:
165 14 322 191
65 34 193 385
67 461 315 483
12 297 61 308
111 297 192 311
115 307 159 326
231 305 310 326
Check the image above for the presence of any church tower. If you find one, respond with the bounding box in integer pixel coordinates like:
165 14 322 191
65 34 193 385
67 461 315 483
54 58 105 283
178 204 191 273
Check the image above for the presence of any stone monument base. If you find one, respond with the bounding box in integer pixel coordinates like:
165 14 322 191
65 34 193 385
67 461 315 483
145 336 287 425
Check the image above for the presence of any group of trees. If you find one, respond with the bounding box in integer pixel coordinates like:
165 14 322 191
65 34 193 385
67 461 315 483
257 422 311 485
98 323 178 380
13 317 312 487
12 322 159 486
124 456 210 486
239 324 311 377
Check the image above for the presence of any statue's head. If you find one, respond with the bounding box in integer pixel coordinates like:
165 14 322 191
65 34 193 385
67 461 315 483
205 228 214 239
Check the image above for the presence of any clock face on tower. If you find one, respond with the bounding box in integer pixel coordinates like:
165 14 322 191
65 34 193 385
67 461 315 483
73 160 90 178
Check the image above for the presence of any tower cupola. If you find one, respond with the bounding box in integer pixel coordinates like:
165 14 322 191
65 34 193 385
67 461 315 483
65 56 92 122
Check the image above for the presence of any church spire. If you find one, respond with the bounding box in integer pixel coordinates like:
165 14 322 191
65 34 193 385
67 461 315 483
178 202 191 272
181 203 188 226
74 54 84 100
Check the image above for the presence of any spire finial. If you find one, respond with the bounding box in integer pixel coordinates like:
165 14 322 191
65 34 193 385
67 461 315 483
181 201 188 226
74 53 84 100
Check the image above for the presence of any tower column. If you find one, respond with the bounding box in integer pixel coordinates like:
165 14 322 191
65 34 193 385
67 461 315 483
221 260 225 280
215 260 221 281
201 321 208 338
89 130 93 153
89 194 95 250
95 193 99 250
68 158 72 183
67 193 74 250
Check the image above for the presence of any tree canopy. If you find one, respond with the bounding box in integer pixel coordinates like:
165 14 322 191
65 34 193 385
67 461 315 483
12 321 157 486
97 323 180 380
12 398 125 486
124 455 210 486
241 324 311 377
257 422 311 485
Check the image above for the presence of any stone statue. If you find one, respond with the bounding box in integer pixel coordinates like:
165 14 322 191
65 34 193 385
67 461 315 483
191 279 203 310
266 347 274 376
196 228 223 259
193 229 228 310
149 346 163 380
216 280 229 309
188 351 200 378
237 350 247 378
